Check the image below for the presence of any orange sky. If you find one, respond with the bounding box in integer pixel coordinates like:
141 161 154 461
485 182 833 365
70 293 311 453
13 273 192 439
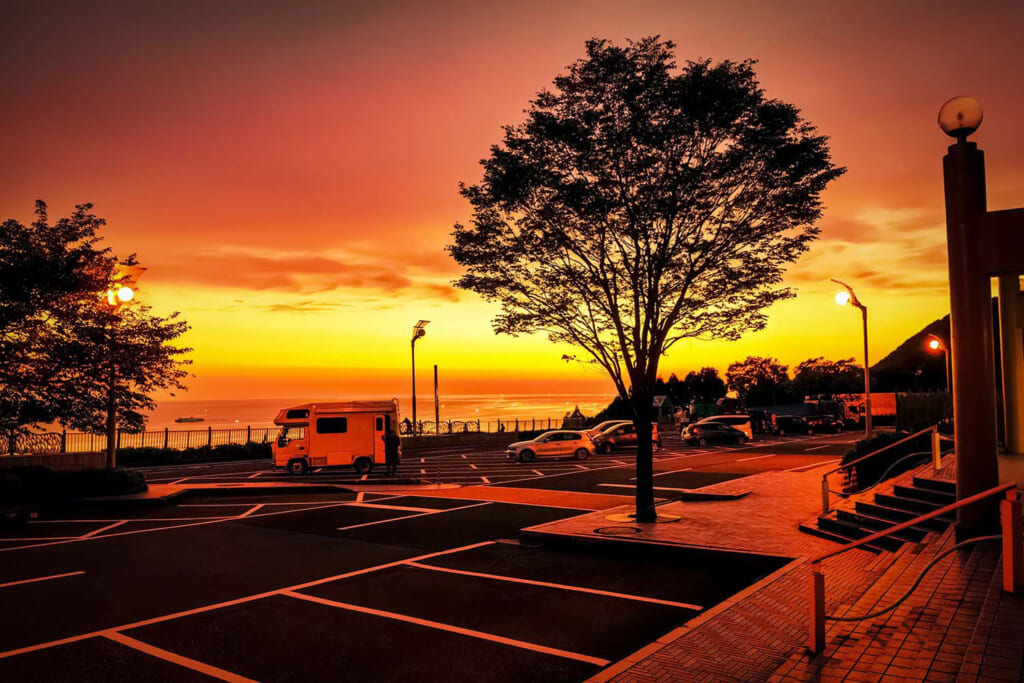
3 1 1024 401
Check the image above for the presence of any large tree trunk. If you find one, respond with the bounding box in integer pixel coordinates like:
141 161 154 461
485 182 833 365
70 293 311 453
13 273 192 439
631 390 657 523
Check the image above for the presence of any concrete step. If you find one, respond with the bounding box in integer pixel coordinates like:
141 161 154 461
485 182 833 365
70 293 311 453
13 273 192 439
892 483 956 506
874 492 956 518
797 522 882 553
853 501 950 532
913 476 956 495
816 515 904 552
834 509 928 543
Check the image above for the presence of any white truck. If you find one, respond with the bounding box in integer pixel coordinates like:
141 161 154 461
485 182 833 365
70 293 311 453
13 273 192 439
272 399 401 475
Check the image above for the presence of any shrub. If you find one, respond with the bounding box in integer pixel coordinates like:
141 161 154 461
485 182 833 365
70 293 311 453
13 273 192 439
0 466 147 506
117 441 271 467
841 430 932 488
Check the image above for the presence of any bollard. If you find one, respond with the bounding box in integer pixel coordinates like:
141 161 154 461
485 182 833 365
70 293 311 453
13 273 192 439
932 427 942 471
1002 489 1022 594
809 564 825 654
821 476 831 514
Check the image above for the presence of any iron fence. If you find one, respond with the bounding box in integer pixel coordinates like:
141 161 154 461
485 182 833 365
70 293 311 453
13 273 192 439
2 416 591 456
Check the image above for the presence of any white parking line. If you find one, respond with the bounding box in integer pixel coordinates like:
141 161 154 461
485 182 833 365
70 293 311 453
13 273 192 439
470 464 478 470
81 521 128 538
532 470 543 476
336 502 490 532
347 502 443 513
405 562 702 611
784 459 840 472
736 453 780 462
103 631 256 682
0 541 496 661
239 504 264 518
248 471 263 478
0 501 360 554
0 571 86 589
480 477 491 484
280 590 610 667
804 444 833 452
597 484 692 492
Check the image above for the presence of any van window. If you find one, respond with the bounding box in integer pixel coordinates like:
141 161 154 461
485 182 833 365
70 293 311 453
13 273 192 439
316 417 348 434
286 409 310 419
281 425 305 440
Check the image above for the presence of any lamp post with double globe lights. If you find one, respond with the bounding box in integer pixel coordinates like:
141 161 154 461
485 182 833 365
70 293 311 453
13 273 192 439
410 320 429 435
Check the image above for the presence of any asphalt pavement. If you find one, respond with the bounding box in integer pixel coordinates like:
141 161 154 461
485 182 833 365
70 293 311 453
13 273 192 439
0 430 857 682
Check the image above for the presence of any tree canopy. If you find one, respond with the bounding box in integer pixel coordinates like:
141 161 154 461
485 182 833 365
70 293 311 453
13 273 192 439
726 356 792 406
1 202 191 451
448 37 843 520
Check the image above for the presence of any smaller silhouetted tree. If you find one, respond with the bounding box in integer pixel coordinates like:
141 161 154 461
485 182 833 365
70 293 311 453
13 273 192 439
792 357 862 398
683 367 727 402
726 356 792 406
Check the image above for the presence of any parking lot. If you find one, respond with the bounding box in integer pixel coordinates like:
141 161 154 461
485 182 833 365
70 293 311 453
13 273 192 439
0 431 853 681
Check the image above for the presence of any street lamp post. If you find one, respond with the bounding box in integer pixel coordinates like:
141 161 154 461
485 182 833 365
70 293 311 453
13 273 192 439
105 264 145 470
926 334 952 392
832 278 872 438
410 320 429 435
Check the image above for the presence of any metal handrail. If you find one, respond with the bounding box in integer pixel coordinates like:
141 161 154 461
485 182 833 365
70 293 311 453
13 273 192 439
826 448 954 498
813 481 1014 564
822 425 937 479
808 481 1022 653
820 424 941 514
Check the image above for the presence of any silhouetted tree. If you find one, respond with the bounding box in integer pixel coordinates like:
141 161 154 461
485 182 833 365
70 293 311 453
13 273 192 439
792 357 862 397
683 367 728 402
448 38 843 521
726 356 792 406
0 202 191 456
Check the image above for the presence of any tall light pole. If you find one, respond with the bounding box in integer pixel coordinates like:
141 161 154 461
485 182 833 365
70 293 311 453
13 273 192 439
410 320 429 435
105 264 145 470
926 333 951 392
832 278 872 437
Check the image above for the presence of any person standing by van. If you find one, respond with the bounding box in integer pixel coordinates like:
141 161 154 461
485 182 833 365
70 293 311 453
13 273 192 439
385 430 401 476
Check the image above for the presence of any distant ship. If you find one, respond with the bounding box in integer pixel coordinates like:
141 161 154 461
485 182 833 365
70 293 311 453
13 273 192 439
175 416 206 423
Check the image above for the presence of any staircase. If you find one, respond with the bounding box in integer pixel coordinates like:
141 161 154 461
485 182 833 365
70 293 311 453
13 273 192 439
769 526 1022 682
799 476 956 552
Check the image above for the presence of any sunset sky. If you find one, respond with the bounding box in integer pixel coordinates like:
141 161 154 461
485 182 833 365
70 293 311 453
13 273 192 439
3 1 1024 403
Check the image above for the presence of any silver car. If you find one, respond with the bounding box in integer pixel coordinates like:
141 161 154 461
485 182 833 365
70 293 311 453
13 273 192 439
506 430 595 462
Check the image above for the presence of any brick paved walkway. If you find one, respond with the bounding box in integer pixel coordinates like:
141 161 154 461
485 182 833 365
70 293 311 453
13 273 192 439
523 456 1022 683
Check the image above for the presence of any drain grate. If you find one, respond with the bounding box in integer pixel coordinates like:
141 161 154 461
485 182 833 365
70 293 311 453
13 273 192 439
594 525 642 536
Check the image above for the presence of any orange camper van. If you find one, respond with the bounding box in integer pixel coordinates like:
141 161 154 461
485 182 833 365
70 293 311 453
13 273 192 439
272 399 401 475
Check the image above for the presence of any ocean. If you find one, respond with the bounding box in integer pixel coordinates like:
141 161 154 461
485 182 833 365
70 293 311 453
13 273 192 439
144 394 617 430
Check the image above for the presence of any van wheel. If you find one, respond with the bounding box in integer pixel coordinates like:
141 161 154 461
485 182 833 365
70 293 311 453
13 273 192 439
519 449 535 463
600 443 612 455
652 441 661 453
288 459 308 476
696 437 708 447
574 448 589 460
736 435 748 445
353 458 373 475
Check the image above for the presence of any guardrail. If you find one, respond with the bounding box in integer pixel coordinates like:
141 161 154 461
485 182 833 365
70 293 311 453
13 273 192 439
2 416 588 456
820 425 943 514
808 482 1022 654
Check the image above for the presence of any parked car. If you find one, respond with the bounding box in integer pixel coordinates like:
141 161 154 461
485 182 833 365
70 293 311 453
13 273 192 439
696 414 753 440
585 420 631 438
506 430 595 462
592 422 662 454
681 421 747 446
775 415 811 436
806 414 844 433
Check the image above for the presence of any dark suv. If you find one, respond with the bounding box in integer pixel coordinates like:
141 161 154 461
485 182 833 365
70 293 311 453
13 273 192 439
592 422 662 454
681 422 747 446
806 415 844 433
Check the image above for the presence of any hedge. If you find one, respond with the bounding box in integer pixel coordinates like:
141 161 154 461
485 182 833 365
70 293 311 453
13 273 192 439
0 466 147 507
840 430 933 489
117 442 272 467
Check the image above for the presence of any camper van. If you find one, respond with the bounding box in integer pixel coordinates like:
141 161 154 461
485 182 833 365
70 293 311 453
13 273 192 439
272 399 401 475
